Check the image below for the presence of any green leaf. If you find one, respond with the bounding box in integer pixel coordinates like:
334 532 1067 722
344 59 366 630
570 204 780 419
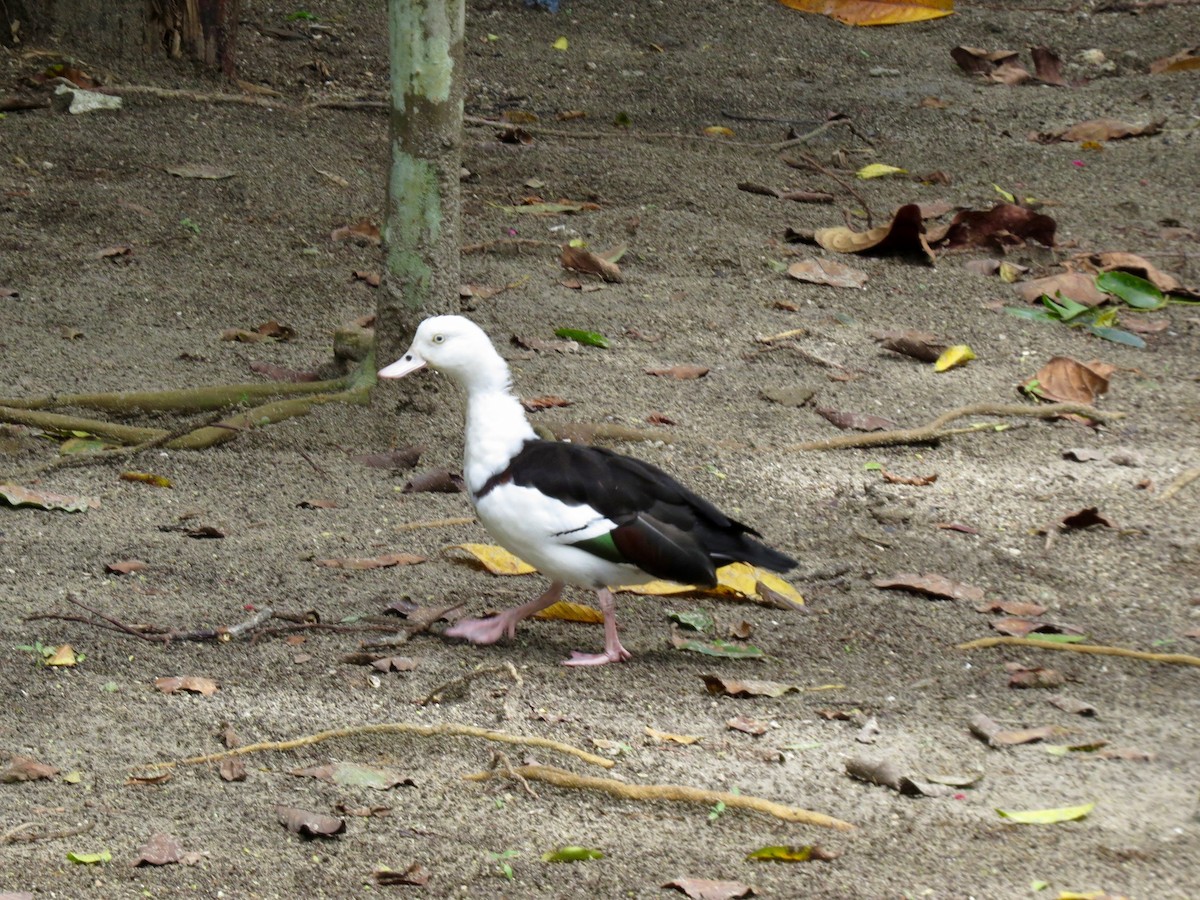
541 846 604 863
1095 271 1167 310
554 327 610 349
668 609 714 633
1087 325 1146 349
1004 307 1056 322
862 462 883 471
675 638 764 659
327 762 407 790
67 850 112 865
1043 293 1090 322
996 802 1094 824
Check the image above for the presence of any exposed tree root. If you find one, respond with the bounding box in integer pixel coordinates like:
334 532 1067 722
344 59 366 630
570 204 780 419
137 723 615 774
0 353 374 483
464 763 854 830
786 402 1123 451
959 636 1200 668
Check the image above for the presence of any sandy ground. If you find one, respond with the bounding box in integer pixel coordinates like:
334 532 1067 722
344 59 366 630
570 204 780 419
2 1 1199 897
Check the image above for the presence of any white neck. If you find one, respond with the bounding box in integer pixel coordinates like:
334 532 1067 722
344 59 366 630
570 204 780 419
459 356 536 496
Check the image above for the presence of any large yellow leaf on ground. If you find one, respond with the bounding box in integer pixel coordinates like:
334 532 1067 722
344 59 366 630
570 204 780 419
778 0 953 26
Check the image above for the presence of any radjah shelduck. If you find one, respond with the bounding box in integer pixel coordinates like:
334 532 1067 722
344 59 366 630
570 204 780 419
379 315 796 666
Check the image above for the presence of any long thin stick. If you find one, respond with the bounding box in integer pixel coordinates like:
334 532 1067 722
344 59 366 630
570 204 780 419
465 764 853 830
958 636 1200 667
785 402 1123 451
137 722 615 773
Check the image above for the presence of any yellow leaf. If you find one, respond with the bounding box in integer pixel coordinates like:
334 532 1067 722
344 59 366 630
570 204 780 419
645 726 702 745
445 544 536 575
993 183 1016 203
996 802 1095 824
47 644 78 667
777 0 954 26
552 36 569 51
997 261 1022 283
617 579 695 596
856 163 907 179
119 471 173 488
717 563 806 606
703 125 735 137
1056 893 1110 900
535 601 604 624
934 344 975 372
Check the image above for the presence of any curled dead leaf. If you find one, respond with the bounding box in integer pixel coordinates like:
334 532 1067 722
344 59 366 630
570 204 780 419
815 407 897 432
1022 356 1110 404
275 805 346 838
786 258 868 289
645 365 710 380
561 244 623 282
969 713 1066 747
872 573 985 603
815 204 934 265
154 675 219 696
402 468 466 494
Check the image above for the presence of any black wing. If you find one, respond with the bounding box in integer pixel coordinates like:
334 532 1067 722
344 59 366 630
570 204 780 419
483 440 796 585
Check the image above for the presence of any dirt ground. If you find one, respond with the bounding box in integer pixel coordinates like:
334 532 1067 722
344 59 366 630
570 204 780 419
3 0 1200 897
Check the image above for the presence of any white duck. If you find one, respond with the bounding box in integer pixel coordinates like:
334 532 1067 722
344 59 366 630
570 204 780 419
379 315 796 665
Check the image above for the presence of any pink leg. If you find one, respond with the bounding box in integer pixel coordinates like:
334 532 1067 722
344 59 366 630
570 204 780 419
563 588 632 666
444 580 564 645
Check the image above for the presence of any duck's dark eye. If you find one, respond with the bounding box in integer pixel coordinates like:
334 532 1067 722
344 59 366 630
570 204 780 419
433 334 445 344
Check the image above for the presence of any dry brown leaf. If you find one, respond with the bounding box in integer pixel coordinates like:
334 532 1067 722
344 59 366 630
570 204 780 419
1014 272 1109 307
1023 356 1109 404
1150 46 1200 74
845 756 953 797
727 715 769 736
402 468 466 494
219 758 247 782
154 675 219 697
941 203 1056 250
315 552 426 570
133 833 184 867
1005 662 1065 689
561 245 623 282
786 258 868 288
872 573 985 602
645 365 710 380
106 559 148 575
936 522 979 535
330 220 381 245
1079 251 1181 293
126 772 172 785
1034 118 1164 143
815 203 935 264
815 407 897 432
880 469 937 486
276 805 345 838
700 674 797 698
645 726 702 745
352 445 424 470
1048 695 1097 717
352 270 381 287
1030 46 1066 86
663 877 757 900
969 714 1066 747
872 329 946 363
374 863 432 886
166 164 235 180
1055 506 1116 531
0 755 59 783
522 395 573 412
950 46 1021 77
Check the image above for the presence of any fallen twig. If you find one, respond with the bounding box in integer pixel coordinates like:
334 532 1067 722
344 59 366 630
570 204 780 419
0 820 94 845
959 636 1200 668
465 763 853 830
1156 466 1200 503
138 722 615 773
29 600 276 644
419 662 522 707
782 151 874 228
785 402 1123 451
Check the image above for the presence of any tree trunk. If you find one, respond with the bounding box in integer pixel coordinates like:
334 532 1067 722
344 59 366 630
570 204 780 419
377 0 465 368
5 0 238 76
